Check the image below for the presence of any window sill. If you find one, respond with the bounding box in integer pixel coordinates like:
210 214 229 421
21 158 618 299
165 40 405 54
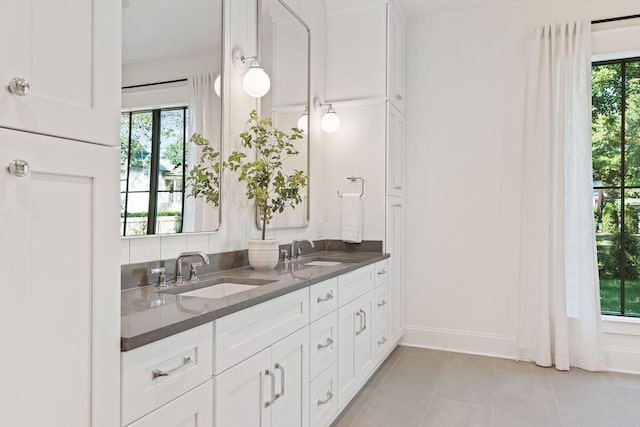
602 315 640 336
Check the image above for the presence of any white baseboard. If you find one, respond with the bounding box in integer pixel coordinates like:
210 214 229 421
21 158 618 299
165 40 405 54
603 346 640 374
401 324 640 374
400 325 516 359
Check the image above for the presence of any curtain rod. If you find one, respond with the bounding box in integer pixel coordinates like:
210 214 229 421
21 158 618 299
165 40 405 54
592 13 640 25
122 78 187 90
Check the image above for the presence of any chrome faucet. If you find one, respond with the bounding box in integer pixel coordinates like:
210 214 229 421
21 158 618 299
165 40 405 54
175 251 210 285
290 239 315 261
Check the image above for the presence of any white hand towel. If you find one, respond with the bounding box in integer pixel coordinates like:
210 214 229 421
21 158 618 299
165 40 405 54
341 193 362 243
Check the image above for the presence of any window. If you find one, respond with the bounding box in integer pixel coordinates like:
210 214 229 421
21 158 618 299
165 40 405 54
120 107 188 236
592 58 640 316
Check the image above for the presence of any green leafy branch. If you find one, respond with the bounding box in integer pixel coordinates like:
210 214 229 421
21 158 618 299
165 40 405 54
186 133 220 208
224 109 308 240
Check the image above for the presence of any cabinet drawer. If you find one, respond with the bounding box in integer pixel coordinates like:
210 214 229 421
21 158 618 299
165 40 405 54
373 282 389 322
214 288 309 374
310 363 338 427
374 319 390 363
374 259 389 288
126 380 213 427
310 312 338 380
309 278 338 322
338 265 373 307
121 323 213 426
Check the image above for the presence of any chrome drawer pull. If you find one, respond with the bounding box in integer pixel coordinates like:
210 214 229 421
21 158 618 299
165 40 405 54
317 337 334 350
317 293 334 303
377 269 387 275
355 311 363 336
377 300 387 307
152 356 194 380
264 369 276 408
378 337 387 346
317 391 333 406
274 363 285 400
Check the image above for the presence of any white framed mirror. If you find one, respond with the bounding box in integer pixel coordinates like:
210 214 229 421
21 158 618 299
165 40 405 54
120 0 223 237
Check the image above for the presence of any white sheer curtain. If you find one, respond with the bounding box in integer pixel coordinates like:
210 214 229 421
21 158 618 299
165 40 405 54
517 21 606 371
184 73 220 232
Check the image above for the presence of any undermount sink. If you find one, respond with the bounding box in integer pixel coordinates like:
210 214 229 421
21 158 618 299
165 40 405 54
178 283 259 299
160 276 275 299
304 260 343 267
302 257 359 267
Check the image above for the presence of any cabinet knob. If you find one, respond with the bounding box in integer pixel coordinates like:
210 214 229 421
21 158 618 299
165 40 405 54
7 77 30 96
8 159 30 177
395 94 403 101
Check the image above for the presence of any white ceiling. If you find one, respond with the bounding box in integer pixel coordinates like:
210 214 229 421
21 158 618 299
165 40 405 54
122 0 221 65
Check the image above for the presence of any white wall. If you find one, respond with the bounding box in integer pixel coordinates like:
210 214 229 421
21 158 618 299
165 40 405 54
402 0 640 373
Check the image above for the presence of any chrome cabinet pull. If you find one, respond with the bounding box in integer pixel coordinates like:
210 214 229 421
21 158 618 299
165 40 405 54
360 309 367 331
8 159 30 177
317 337 334 350
317 390 333 406
264 369 276 408
7 77 30 96
317 292 334 303
394 184 402 190
378 300 387 307
378 337 387 346
274 363 285 400
355 311 363 336
395 94 403 101
151 356 194 380
377 268 387 275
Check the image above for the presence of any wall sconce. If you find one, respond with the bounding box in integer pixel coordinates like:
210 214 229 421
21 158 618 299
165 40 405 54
315 97 340 133
233 49 270 98
297 106 308 134
214 73 221 97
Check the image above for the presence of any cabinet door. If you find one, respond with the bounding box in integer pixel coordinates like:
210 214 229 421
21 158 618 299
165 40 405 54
386 197 404 339
0 129 120 426
337 291 373 408
271 327 310 427
387 2 405 112
214 348 272 427
127 381 213 427
0 0 119 145
387 103 405 197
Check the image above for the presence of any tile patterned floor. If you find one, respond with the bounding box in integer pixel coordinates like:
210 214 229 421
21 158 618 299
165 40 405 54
331 345 640 427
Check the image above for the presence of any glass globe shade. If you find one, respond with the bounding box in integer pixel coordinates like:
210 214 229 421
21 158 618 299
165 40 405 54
321 111 340 133
243 66 270 98
214 74 221 97
297 113 308 134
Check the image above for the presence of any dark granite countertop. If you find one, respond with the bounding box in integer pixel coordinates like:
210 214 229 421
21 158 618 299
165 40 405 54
121 251 389 351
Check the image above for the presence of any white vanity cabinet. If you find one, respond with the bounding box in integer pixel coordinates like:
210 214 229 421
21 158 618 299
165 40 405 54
214 326 310 427
120 323 214 426
0 0 119 145
126 381 213 427
0 129 120 426
308 278 340 427
213 288 310 427
336 266 376 409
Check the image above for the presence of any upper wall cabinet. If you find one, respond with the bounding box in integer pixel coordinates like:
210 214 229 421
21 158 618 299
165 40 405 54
387 2 405 112
325 0 405 106
0 0 120 146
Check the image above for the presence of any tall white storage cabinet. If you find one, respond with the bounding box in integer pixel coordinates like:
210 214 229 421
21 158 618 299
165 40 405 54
0 130 120 426
325 0 406 348
0 0 120 145
0 0 121 425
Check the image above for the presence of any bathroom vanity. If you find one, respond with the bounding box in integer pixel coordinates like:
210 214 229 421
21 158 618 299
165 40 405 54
120 252 398 427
